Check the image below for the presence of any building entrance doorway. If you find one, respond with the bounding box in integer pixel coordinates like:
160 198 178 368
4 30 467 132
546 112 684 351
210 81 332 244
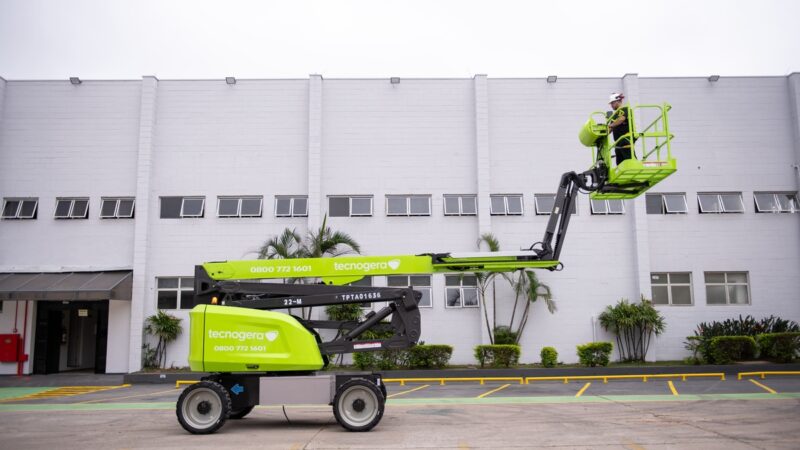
33 301 109 374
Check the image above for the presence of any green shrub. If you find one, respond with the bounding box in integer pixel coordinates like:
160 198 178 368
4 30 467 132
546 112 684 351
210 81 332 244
474 345 521 368
576 342 613 367
406 345 453 369
756 332 800 363
540 346 558 368
708 336 757 364
686 315 799 363
493 326 519 345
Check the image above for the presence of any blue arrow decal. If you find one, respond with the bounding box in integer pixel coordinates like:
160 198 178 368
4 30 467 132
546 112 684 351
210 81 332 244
231 384 244 395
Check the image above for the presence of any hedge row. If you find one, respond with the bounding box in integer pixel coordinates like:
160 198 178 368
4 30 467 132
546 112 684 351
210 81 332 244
702 332 800 364
353 344 454 370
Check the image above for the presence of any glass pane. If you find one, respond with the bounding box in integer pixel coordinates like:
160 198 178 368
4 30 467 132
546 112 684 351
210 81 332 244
535 195 555 215
328 197 349 217
444 196 460 215
349 276 372 287
409 197 430 215
351 197 371 215
387 197 407 215
445 275 460 286
650 273 667 285
410 275 430 286
2 200 20 218
651 285 669 304
276 198 292 216
664 194 687 213
506 196 522 215
590 199 607 214
417 288 432 307
158 278 179 289
100 200 117 217
180 292 199 310
645 194 663 214
71 200 88 218
698 194 721 213
182 198 204 216
706 285 727 304
726 272 747 283
160 197 182 219
157 291 178 309
463 288 478 306
671 286 692 305
218 198 240 216
777 193 798 212
446 288 461 307
118 199 134 217
720 193 743 212
728 285 749 304
239 198 261 216
490 196 506 214
608 199 624 214
754 193 778 213
462 275 478 286
387 276 408 287
55 200 71 217
705 273 725 283
20 200 37 218
292 198 308 216
461 196 477 215
670 273 691 284
180 277 194 288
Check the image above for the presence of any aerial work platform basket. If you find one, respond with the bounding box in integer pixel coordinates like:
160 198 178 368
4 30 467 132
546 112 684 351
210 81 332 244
578 103 676 199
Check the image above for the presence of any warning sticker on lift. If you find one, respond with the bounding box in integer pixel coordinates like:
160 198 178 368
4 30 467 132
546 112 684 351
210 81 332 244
353 342 382 350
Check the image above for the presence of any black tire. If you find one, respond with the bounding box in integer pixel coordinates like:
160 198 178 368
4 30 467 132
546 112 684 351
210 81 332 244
332 379 385 432
379 382 388 401
228 405 255 420
176 380 232 434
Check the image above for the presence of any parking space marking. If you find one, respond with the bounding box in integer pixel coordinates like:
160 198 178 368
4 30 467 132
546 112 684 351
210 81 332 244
387 384 430 398
748 379 777 394
575 382 591 397
667 381 679 396
477 384 510 399
5 385 130 401
77 388 177 404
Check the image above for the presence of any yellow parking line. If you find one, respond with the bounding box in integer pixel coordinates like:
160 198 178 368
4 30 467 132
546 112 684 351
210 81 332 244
387 384 430 398
667 380 679 396
748 379 777 394
477 383 510 399
78 388 177 404
575 382 591 397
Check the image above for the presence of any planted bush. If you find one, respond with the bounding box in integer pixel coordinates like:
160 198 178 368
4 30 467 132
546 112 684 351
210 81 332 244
756 332 800 363
708 336 757 364
540 346 558 368
598 297 665 362
474 345 521 368
686 315 799 363
576 342 613 367
407 345 453 369
493 326 519 345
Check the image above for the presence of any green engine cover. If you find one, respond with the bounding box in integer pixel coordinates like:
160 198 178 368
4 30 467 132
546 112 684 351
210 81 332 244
188 305 325 372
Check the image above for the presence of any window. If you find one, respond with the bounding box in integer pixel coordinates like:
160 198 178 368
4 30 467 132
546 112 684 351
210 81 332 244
590 199 625 215
754 192 799 213
534 194 577 215
651 272 693 305
275 196 308 217
100 198 135 219
387 275 432 307
386 195 431 216
698 193 744 214
2 198 38 219
160 196 205 218
704 272 750 305
328 196 372 217
54 198 89 219
646 193 688 214
217 196 262 218
490 194 523 216
156 277 196 309
443 195 477 216
445 275 478 308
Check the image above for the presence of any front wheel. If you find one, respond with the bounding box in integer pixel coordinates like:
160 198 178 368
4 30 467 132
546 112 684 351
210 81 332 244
176 380 231 434
332 379 385 432
229 405 255 420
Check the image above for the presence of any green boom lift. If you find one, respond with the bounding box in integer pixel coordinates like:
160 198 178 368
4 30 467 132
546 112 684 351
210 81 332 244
176 102 675 434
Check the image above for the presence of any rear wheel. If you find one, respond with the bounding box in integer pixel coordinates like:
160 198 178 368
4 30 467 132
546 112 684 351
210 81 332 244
176 381 231 434
332 379 384 432
228 405 255 420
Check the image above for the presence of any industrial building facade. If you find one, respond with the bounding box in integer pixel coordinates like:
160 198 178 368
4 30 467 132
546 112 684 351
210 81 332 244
1 73 799 374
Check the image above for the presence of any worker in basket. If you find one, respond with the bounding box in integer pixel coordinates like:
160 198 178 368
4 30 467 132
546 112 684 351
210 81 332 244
606 92 635 165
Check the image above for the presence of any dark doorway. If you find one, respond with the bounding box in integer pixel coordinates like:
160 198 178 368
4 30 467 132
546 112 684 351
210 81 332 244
33 301 109 374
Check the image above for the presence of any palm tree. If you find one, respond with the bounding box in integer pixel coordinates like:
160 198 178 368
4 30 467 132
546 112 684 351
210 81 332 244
257 228 304 260
303 215 361 258
509 270 555 345
476 233 501 344
144 310 182 369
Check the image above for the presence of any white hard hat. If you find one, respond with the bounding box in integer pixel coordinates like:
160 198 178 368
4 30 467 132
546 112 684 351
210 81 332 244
608 92 625 104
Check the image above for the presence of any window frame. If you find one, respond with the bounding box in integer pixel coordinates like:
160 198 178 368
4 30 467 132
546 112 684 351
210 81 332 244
386 195 432 217
754 192 799 213
155 276 196 310
328 196 373 217
274 196 309 218
590 199 625 215
534 193 577 215
54 198 90 219
704 271 751 305
1 198 38 220
179 197 205 218
646 193 688 214
444 274 479 309
387 275 433 308
650 272 693 306
698 193 744 214
216 196 263 218
443 194 477 216
100 197 135 219
489 194 524 216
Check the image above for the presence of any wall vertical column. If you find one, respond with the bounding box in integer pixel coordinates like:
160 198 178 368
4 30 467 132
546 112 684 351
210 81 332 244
788 73 800 191
307 75 323 232
128 76 159 372
474 74 493 345
0 77 7 121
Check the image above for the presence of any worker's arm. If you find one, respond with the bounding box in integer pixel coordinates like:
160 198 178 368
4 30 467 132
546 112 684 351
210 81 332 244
607 108 627 129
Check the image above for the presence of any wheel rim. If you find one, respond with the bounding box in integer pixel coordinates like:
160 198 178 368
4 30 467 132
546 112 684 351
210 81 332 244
338 385 378 427
181 387 223 430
